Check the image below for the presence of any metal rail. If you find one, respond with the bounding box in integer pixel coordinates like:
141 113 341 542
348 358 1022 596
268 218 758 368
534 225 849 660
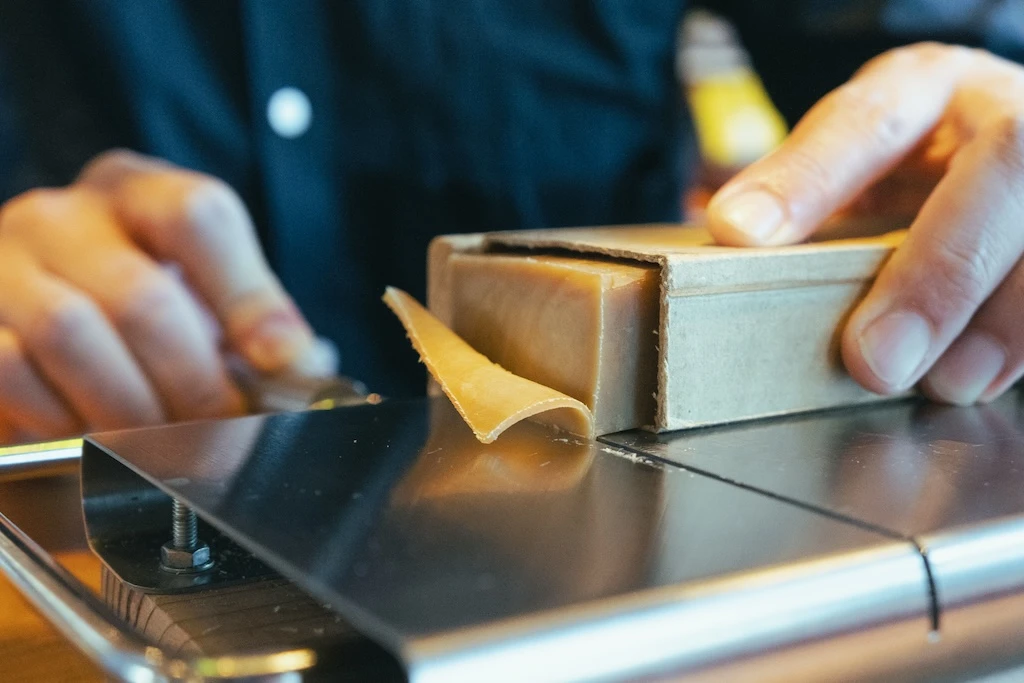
0 508 315 682
0 439 82 482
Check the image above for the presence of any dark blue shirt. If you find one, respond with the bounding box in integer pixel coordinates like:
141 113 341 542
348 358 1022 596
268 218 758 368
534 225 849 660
1 0 1020 395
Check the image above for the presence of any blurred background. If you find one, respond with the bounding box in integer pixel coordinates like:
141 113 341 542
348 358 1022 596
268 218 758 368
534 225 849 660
0 0 1021 399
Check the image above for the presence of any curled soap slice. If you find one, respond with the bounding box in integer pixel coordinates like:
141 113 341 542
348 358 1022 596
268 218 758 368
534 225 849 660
383 287 594 444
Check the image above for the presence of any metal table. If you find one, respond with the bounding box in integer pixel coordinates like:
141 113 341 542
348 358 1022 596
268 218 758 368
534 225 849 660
4 391 1024 681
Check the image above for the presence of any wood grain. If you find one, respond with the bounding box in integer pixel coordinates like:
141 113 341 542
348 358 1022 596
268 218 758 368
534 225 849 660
101 568 359 657
99 568 405 681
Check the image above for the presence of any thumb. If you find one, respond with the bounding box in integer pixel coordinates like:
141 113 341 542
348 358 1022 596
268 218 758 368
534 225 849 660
704 44 968 246
80 149 322 374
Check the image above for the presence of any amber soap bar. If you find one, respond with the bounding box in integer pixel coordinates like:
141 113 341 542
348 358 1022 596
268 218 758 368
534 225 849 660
448 253 659 435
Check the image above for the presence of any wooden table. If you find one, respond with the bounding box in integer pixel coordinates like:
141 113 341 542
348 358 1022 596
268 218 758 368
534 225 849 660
0 550 102 682
0 472 103 682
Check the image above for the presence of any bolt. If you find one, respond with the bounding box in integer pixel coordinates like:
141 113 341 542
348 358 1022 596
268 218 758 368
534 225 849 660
171 499 198 550
160 499 214 574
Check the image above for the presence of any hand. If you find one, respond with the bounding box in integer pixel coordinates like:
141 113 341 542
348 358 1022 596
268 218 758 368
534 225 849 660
706 43 1024 406
0 150 324 442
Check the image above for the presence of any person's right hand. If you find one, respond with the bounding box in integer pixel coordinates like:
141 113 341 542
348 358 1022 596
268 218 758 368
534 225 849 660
0 150 325 443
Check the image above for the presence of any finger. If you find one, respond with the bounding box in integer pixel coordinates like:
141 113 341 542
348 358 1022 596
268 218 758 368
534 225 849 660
841 107 1024 394
0 418 17 445
922 257 1024 405
0 252 165 430
0 326 82 438
80 150 321 374
20 192 244 421
706 43 973 246
65 252 244 421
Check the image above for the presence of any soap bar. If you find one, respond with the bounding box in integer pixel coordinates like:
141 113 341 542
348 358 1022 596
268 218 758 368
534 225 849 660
383 287 593 443
430 224 907 432
448 253 660 435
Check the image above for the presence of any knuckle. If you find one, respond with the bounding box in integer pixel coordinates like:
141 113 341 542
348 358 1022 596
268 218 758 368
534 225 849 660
768 146 836 207
88 148 136 172
904 41 954 66
879 42 961 69
184 179 249 235
113 268 183 335
860 43 971 86
863 44 919 72
826 83 912 149
0 187 107 242
929 237 997 311
0 188 62 233
983 114 1024 177
29 294 102 353
96 148 140 167
78 148 153 186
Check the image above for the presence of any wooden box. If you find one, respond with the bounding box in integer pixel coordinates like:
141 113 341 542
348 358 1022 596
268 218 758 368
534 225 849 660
428 224 905 433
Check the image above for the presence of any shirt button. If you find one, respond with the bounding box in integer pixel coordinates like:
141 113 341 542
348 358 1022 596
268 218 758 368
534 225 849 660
267 87 312 139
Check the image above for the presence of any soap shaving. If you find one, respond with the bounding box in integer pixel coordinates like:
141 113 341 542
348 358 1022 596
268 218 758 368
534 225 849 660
383 287 594 444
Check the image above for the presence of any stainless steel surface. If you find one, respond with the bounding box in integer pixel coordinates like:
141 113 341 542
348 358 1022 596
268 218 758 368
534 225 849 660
601 392 1024 538
0 439 82 482
226 356 377 414
0 366 368 485
603 389 1024 672
915 517 1024 679
84 397 936 682
82 447 277 593
0 508 317 682
1 465 407 681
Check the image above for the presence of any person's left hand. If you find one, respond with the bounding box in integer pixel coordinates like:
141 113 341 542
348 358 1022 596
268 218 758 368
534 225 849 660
705 42 1024 406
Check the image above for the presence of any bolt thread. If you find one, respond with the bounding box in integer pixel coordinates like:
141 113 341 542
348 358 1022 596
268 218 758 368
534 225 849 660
171 499 198 550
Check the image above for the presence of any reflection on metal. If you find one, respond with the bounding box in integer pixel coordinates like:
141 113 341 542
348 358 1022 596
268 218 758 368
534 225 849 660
7 390 1024 679
602 392 1024 538
926 517 1024 610
82 445 277 593
604 389 1024 674
0 439 82 482
84 398 933 682
0 509 314 682
227 358 375 414
919 516 1024 676
0 367 369 484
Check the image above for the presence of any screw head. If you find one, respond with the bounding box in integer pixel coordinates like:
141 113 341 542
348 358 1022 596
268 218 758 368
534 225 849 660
160 542 214 574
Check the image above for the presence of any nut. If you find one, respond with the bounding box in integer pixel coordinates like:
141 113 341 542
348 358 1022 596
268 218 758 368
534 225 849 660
160 542 214 574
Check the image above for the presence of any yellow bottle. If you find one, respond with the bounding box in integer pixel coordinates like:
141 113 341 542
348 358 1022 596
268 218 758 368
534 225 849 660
679 10 788 170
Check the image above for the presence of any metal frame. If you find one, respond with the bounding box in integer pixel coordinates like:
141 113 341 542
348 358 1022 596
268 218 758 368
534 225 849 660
0 505 316 682
1 438 323 682
0 373 375 681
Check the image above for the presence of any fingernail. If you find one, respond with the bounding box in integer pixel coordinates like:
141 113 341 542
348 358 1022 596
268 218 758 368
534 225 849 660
713 189 786 243
858 311 931 389
926 332 1005 406
243 314 312 372
292 336 340 378
187 182 244 230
